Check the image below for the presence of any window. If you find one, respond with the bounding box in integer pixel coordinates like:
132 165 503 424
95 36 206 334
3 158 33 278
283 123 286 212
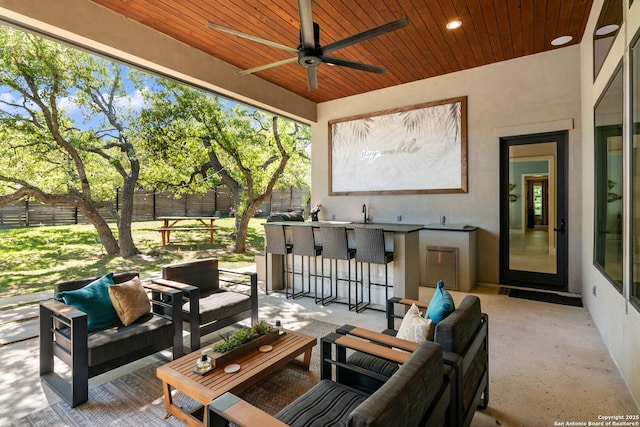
533 183 543 217
593 0 623 79
594 65 623 292
631 36 640 308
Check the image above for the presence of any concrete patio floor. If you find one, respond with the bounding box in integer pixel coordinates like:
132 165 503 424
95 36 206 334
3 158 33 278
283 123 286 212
0 282 638 426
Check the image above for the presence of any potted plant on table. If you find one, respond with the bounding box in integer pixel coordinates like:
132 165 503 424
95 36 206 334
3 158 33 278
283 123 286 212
209 321 282 367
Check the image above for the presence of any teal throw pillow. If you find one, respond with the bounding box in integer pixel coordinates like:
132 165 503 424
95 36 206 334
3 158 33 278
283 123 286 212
55 272 119 331
425 280 455 324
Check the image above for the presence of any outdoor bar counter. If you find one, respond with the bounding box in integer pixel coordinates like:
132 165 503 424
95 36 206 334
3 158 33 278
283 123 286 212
263 221 423 304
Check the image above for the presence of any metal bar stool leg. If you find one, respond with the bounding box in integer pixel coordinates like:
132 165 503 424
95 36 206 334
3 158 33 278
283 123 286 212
263 224 293 297
318 226 353 307
285 251 291 298
265 251 270 295
354 228 394 313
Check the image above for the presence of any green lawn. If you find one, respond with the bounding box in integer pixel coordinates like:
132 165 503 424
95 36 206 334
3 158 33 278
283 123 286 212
0 217 267 299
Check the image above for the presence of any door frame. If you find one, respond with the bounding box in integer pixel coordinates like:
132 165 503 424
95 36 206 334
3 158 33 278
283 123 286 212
499 131 569 290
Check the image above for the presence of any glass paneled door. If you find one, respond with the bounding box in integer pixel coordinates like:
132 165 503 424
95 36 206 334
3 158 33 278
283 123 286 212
499 132 568 289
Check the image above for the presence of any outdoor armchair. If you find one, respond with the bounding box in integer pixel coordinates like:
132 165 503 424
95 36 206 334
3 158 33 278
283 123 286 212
335 295 489 427
152 258 259 351
207 334 451 427
39 271 183 407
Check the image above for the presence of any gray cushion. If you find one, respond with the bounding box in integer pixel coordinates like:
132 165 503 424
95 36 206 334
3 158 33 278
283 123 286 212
187 290 252 325
57 313 174 366
434 295 482 354
348 340 443 427
275 379 368 427
434 295 486 414
162 258 220 293
347 350 399 378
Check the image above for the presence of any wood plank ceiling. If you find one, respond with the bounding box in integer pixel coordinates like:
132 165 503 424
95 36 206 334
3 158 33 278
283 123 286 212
90 0 593 104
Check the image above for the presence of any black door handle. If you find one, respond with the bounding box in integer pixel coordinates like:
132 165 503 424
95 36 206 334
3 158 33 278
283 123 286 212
554 219 566 235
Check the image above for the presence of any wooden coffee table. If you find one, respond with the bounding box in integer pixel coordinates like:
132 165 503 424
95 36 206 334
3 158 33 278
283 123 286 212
156 330 317 426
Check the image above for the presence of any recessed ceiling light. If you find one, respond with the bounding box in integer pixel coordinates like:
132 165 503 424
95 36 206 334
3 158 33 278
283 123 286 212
595 24 619 36
446 20 462 30
551 35 573 46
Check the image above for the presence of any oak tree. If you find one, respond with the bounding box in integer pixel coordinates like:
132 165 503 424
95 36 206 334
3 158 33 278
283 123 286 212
0 27 142 257
137 78 310 253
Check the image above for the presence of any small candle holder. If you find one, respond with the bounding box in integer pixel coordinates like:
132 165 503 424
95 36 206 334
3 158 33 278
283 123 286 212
195 349 212 374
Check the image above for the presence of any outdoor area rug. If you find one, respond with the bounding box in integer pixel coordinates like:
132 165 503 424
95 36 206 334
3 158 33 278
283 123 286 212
9 318 338 426
506 288 583 307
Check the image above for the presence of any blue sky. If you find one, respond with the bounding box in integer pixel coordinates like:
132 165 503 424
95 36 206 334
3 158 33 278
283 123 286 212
0 23 305 139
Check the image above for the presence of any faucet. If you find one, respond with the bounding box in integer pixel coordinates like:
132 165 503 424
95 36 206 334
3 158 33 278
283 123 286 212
362 204 368 224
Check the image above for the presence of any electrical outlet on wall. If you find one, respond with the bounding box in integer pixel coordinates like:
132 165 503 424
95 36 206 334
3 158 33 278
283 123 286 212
592 285 597 297
397 215 402 222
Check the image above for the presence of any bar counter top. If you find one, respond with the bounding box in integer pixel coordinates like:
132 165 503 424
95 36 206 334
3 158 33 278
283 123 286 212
263 221 424 233
263 220 422 302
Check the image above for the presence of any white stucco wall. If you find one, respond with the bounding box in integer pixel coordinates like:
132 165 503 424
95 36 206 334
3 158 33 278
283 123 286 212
580 0 640 408
313 47 583 290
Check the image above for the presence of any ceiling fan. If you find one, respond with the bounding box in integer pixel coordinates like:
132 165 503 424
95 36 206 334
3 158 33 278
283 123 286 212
206 0 409 90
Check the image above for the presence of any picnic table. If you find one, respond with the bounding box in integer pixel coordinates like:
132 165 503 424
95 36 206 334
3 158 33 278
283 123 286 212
155 216 219 245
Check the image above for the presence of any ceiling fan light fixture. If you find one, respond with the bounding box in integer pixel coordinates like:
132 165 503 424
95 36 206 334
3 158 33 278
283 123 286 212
298 49 322 67
446 20 462 30
551 35 573 46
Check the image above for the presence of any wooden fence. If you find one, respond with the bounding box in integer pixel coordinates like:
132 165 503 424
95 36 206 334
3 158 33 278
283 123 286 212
0 187 310 228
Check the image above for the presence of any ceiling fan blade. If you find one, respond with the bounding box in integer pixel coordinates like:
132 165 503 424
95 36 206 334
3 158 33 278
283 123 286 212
206 22 297 53
322 56 387 74
297 0 315 49
322 16 409 55
238 57 298 75
306 67 318 90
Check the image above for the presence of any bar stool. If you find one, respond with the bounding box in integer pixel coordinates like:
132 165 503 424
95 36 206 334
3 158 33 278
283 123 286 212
319 227 355 306
291 226 322 299
264 224 293 296
354 228 394 312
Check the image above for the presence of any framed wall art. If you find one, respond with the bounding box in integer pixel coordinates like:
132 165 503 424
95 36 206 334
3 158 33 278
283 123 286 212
328 96 468 195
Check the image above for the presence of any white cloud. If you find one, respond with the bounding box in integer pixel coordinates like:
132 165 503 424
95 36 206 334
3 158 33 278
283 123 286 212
113 88 146 112
57 96 81 115
0 91 33 117
0 92 18 104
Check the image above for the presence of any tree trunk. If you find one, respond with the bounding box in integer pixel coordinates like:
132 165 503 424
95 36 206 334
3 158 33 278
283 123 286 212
81 203 120 255
234 212 251 253
233 198 262 254
116 175 141 258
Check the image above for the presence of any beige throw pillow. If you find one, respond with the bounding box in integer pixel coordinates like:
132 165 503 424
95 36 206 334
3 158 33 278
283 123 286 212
396 303 434 343
108 276 150 326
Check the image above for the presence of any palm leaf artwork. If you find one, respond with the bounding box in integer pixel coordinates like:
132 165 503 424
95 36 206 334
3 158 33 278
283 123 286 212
330 98 466 194
400 102 460 143
331 118 373 170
